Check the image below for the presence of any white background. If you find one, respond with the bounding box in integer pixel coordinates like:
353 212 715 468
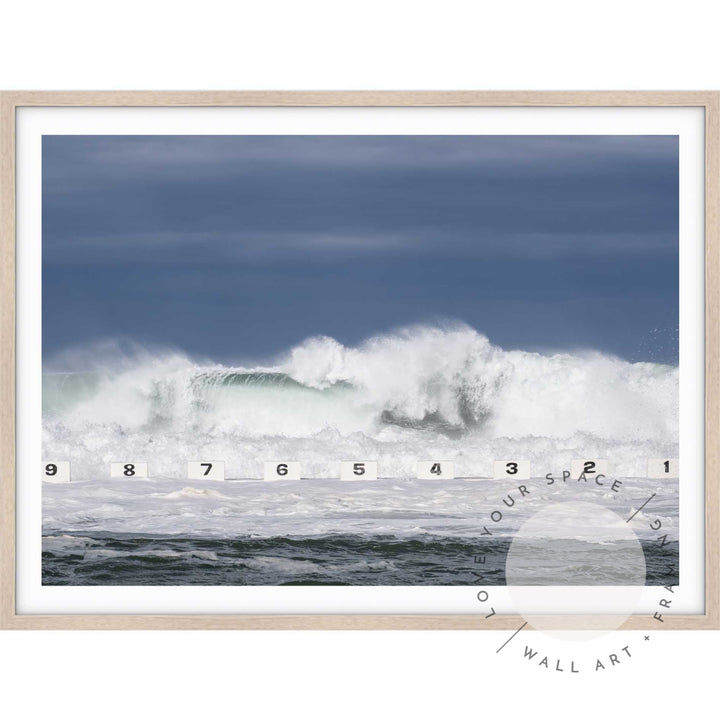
1 1 719 718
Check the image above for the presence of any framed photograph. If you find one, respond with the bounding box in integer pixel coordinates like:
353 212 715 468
0 92 717 629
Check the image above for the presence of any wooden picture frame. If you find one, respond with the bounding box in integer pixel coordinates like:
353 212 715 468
0 91 717 629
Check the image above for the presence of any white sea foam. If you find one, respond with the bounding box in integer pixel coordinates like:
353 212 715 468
43 325 678 480
42 476 678 541
160 487 228 499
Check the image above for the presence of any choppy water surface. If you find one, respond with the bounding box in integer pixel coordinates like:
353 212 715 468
42 476 678 586
42 326 679 586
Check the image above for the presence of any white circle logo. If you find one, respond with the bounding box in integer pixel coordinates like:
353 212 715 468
505 501 647 640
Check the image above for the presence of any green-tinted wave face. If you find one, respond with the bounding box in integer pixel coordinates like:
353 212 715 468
44 371 350 408
191 371 305 389
42 372 103 416
190 371 354 393
41 325 679 462
42 366 363 435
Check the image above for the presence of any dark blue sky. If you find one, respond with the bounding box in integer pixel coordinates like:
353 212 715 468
42 135 679 365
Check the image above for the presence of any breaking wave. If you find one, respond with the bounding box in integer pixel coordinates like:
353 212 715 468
43 324 678 479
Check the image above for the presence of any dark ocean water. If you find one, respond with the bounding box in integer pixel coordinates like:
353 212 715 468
42 533 679 586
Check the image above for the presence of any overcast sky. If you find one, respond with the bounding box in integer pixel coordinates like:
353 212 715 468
42 135 679 365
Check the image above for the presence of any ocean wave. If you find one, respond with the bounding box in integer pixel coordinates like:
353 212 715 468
42 324 678 479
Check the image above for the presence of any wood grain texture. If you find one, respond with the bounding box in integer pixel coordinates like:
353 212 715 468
704 92 720 629
0 91 718 630
0 90 715 107
0 93 16 631
0 613 709 631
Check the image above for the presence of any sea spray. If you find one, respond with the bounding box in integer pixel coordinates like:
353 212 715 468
42 324 678 481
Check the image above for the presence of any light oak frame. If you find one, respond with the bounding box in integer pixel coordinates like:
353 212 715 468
0 91 717 629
